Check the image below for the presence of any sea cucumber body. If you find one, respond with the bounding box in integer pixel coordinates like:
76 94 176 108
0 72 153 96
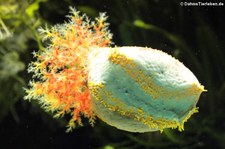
88 47 204 132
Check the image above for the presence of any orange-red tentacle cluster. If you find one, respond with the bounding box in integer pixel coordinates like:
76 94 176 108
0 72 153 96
25 8 112 131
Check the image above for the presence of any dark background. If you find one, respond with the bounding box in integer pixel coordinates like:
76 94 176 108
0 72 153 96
0 0 225 148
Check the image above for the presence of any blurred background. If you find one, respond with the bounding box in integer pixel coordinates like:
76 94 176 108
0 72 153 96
0 0 224 148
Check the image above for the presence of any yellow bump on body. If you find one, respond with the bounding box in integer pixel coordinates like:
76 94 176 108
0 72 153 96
108 48 204 100
89 81 191 131
188 82 206 95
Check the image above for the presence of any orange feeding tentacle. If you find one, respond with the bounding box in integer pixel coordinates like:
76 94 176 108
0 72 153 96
24 7 112 131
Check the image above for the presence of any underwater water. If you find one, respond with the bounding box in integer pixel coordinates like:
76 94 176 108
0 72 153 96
0 0 225 149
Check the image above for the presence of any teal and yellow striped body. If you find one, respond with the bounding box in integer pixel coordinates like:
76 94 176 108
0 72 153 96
88 47 205 132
